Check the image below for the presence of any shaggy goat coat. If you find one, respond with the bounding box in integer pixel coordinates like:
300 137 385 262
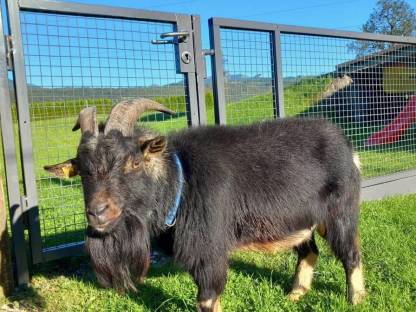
167 118 360 267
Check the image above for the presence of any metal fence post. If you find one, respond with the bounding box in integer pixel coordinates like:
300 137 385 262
6 0 43 264
0 5 30 286
272 28 285 118
209 18 227 125
192 15 207 125
0 179 15 295
175 14 200 127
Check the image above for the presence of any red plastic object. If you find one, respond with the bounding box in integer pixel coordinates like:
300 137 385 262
366 95 416 146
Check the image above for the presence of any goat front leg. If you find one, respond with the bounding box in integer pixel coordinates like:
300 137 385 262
192 257 228 312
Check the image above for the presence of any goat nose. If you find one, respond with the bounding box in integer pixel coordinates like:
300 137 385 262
88 203 108 217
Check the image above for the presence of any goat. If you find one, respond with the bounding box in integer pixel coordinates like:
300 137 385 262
44 99 366 311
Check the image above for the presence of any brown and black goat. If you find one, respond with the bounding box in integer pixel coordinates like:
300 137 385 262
45 99 366 311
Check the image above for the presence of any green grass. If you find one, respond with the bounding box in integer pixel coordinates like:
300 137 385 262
220 77 334 125
1 80 415 310
1 78 416 248
3 194 416 311
221 78 416 179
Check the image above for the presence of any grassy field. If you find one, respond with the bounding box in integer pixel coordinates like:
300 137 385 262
2 194 416 311
0 78 415 311
222 78 416 178
1 77 416 249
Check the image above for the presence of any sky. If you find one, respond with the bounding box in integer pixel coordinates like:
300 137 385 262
67 0 382 49
2 0 415 88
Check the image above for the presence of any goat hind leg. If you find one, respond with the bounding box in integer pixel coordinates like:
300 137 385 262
326 221 366 304
345 235 366 305
288 235 319 302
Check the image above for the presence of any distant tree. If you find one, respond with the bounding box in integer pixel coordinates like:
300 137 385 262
349 0 416 56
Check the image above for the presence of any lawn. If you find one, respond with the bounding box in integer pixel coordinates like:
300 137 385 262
2 194 416 311
1 79 416 249
0 80 415 311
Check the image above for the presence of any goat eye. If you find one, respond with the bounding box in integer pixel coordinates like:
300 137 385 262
124 156 141 174
132 158 140 169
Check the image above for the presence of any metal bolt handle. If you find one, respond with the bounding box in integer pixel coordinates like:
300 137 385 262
151 39 175 44
160 31 189 41
151 31 189 45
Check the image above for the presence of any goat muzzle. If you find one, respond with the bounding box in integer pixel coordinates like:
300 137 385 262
87 195 122 232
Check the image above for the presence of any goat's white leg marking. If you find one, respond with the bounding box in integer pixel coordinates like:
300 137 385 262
348 261 366 305
288 252 318 302
198 297 222 312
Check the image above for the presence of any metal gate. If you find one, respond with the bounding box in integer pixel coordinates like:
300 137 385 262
0 0 206 284
209 17 416 199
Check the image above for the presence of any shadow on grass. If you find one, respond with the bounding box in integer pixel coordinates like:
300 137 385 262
229 258 343 296
6 285 47 311
230 258 293 292
21 249 345 311
27 255 188 311
41 229 86 249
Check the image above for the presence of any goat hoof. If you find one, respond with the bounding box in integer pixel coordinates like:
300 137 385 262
350 290 367 305
288 289 307 302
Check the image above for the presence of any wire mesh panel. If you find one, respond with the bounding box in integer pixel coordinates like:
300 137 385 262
280 34 416 178
20 10 191 250
211 19 416 180
220 28 275 125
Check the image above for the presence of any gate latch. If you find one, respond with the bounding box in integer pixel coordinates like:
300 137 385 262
20 196 29 213
5 35 14 70
151 31 189 45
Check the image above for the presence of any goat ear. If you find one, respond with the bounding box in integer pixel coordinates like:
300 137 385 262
139 136 167 156
43 159 79 179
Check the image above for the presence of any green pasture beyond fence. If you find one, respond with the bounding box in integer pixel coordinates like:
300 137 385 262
1 76 416 248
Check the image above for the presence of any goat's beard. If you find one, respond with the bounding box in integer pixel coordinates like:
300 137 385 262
85 214 150 292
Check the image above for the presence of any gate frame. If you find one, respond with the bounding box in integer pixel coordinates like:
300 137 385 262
0 7 30 286
208 17 416 200
2 0 206 285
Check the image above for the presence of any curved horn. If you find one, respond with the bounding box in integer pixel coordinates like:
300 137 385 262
72 106 98 136
104 98 175 136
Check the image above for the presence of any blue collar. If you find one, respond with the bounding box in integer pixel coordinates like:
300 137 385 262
164 153 185 227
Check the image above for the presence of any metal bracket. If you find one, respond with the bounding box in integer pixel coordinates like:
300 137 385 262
151 39 175 45
161 31 189 42
202 49 215 56
5 35 14 70
20 196 29 214
11 196 30 225
151 31 189 45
